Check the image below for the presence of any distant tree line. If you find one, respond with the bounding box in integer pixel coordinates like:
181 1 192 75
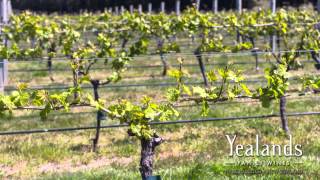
11 0 316 13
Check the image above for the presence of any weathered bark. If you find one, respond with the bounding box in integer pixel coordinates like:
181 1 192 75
47 43 56 82
276 33 281 61
91 79 104 152
31 38 35 48
72 69 79 100
270 35 276 53
160 53 168 76
121 38 128 49
250 37 259 71
279 95 290 134
311 51 320 64
276 33 281 52
170 35 177 43
92 115 102 152
70 56 80 100
310 51 320 70
194 50 209 87
47 57 52 73
254 51 259 71
47 56 54 81
140 135 164 180
273 33 282 63
157 39 168 76
236 28 242 44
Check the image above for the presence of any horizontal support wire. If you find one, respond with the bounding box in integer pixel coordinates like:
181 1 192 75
4 77 303 92
0 111 319 136
8 60 315 73
4 37 279 59
9 95 320 119
5 82 202 91
5 49 318 63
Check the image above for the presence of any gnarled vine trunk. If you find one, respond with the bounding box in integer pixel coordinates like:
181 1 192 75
47 56 54 82
91 79 104 152
279 95 290 134
140 135 164 180
249 37 259 71
47 57 52 74
160 52 168 76
121 38 128 49
47 43 56 82
157 39 168 76
310 51 320 70
71 57 80 100
72 69 79 99
236 29 242 44
277 32 281 52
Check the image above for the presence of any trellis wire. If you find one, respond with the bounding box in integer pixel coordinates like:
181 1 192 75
5 49 318 63
4 77 303 92
8 59 315 73
9 95 320 120
0 111 319 136
8 36 280 54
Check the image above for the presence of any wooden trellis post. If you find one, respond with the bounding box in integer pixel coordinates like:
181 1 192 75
0 60 7 93
114 6 119 15
138 4 142 14
212 0 218 13
176 0 180 16
161 1 165 13
270 0 276 52
196 0 200 11
148 3 152 14
130 5 134 14
7 0 10 15
236 0 242 13
120 6 125 14
0 0 11 93
0 0 9 22
236 0 242 43
270 0 276 12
